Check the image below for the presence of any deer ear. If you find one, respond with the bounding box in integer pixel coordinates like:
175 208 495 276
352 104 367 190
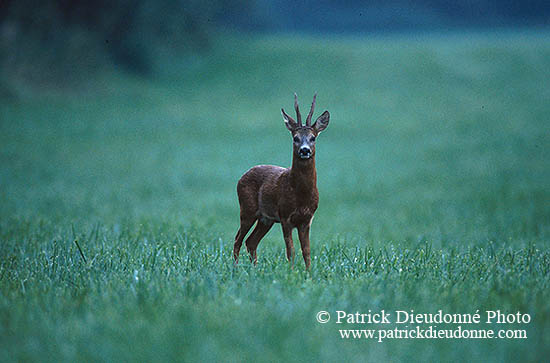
282 108 298 131
313 111 330 133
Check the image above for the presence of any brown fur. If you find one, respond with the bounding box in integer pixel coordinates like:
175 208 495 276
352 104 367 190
233 94 330 269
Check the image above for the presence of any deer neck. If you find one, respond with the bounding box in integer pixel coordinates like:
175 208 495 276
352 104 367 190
290 154 317 194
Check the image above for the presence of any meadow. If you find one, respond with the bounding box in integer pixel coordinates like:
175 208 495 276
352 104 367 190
1 32 549 361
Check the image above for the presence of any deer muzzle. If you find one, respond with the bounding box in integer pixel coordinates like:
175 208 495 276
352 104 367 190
299 146 312 159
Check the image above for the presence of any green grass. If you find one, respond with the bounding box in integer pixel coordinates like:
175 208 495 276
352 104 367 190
1 32 549 361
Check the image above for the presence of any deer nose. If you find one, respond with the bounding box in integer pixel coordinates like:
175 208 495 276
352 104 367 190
299 146 311 157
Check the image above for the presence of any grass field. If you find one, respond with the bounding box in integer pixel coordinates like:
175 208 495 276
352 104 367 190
1 32 549 361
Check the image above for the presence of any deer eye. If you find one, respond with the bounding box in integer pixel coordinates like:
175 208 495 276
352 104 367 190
310 136 316 142
293 136 300 143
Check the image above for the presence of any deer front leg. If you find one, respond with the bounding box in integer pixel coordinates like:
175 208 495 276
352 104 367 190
281 223 295 266
297 224 311 269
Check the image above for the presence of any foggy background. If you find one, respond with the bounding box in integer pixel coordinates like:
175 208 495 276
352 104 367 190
1 0 549 85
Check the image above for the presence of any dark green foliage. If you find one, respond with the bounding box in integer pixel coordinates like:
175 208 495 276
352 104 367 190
0 0 248 82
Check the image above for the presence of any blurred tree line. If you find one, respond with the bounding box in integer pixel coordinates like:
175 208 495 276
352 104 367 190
0 0 547 91
0 0 252 87
224 0 549 32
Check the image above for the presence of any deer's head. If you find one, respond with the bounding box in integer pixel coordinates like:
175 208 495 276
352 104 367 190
281 93 330 160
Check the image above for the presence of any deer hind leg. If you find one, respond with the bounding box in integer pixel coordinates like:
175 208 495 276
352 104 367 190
245 219 274 264
234 182 259 263
281 223 295 266
233 216 256 263
297 224 311 269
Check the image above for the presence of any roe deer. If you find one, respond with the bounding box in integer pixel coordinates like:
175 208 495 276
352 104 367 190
233 93 330 269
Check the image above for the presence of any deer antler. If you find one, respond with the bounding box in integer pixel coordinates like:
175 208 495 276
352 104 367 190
294 93 302 126
305 93 317 126
281 107 296 126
